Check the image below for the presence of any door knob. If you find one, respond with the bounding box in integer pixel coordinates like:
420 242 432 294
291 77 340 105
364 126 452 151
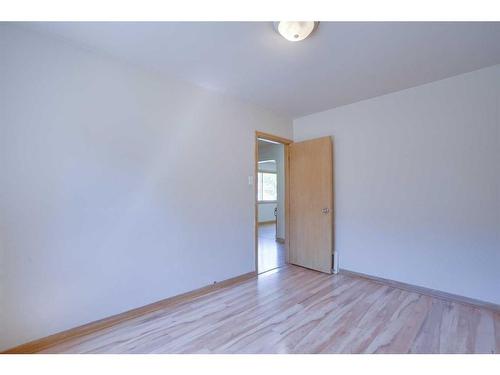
321 208 330 214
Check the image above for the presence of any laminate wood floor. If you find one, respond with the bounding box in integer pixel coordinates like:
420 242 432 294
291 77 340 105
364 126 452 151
40 265 499 354
258 223 285 274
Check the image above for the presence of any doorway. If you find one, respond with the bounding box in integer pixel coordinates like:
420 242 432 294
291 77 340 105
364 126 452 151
255 133 335 276
255 132 292 274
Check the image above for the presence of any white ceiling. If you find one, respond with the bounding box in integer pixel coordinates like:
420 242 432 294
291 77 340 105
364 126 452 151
22 22 500 118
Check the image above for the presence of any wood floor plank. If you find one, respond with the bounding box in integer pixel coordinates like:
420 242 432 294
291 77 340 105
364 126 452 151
410 298 448 353
37 265 499 354
495 312 500 353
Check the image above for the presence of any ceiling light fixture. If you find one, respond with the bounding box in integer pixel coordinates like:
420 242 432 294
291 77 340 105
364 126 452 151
274 21 318 42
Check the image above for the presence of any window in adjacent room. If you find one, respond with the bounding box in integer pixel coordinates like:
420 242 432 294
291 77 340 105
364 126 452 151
257 170 277 202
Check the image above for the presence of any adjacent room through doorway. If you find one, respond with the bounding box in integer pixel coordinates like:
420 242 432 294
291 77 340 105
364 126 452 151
256 138 286 273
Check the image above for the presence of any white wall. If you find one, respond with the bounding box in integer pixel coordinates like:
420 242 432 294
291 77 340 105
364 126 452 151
258 142 285 238
257 203 276 223
294 65 500 305
0 25 292 350
258 160 276 172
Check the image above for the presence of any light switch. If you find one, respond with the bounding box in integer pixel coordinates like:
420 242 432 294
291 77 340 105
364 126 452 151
248 175 254 186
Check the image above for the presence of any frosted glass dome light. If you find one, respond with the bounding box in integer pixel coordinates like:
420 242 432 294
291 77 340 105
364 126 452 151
274 21 318 42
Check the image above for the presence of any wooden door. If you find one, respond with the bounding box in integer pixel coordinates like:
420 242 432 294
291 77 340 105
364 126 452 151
289 136 333 274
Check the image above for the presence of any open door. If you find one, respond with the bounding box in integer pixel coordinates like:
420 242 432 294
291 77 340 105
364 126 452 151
289 136 333 274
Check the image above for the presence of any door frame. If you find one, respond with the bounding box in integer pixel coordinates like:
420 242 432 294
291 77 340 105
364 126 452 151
255 131 293 274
